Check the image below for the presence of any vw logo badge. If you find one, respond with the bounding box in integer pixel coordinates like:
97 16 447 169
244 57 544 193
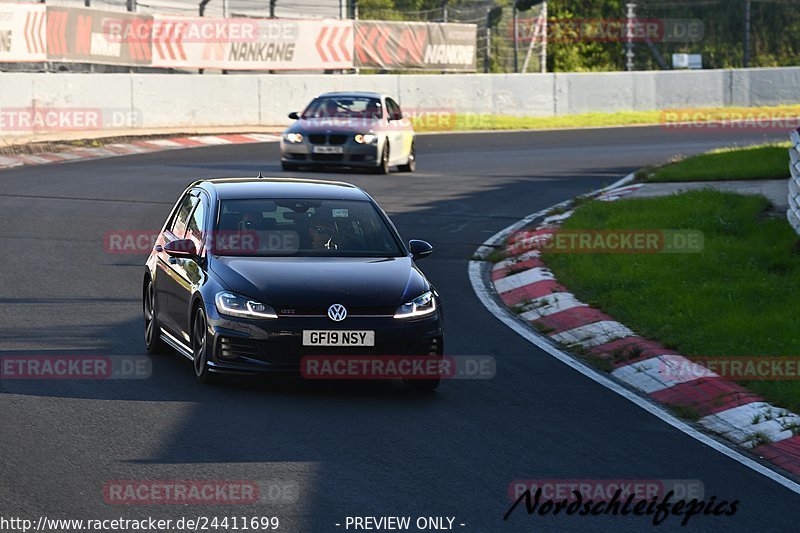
327 304 347 322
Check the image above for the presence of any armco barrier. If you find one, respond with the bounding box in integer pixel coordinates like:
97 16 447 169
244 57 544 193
789 129 800 235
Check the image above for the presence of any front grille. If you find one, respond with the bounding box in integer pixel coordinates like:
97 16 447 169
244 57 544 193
311 154 344 162
308 134 348 145
279 306 395 317
287 153 306 161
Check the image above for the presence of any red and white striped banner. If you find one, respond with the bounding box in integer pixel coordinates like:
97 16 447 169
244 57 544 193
45 7 151 66
315 24 351 64
0 3 46 61
150 15 353 70
0 4 475 71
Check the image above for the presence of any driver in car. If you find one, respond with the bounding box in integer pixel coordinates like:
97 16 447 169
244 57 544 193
239 210 264 231
308 213 338 250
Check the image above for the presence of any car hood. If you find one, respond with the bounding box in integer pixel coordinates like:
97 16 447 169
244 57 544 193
284 117 382 135
209 256 428 312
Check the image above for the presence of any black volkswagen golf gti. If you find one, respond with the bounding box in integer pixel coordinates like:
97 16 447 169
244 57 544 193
143 177 443 388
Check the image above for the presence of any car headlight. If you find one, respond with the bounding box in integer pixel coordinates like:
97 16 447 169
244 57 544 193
215 291 278 319
394 291 436 319
355 134 377 144
284 132 304 143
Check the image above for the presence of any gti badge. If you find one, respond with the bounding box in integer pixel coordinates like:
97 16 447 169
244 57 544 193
327 304 347 322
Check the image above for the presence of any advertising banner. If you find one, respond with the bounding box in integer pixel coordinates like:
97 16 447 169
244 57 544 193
0 4 475 72
355 21 476 71
45 7 152 66
149 15 352 71
0 3 46 62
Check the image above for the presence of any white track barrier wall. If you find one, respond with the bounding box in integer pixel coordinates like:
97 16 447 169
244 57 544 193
788 129 800 235
2 67 800 135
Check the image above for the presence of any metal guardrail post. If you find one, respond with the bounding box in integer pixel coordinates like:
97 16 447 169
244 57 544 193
787 129 800 235
744 0 751 68
512 5 517 73
625 2 636 71
539 0 546 73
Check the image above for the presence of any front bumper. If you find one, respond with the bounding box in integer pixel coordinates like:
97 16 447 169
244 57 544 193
205 304 443 375
280 137 381 168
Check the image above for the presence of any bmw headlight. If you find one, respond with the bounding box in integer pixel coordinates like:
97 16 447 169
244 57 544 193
284 132 304 143
355 134 378 144
394 291 436 319
215 291 278 319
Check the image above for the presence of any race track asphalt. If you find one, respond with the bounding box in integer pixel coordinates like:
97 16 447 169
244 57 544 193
0 125 796 532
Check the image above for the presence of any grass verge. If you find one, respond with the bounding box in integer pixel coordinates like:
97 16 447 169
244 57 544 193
638 143 791 182
543 190 800 413
412 104 800 133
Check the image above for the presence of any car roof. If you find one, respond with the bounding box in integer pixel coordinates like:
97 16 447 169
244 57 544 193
196 177 372 201
317 91 384 99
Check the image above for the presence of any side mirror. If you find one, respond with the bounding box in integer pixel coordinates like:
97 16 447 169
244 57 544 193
409 239 433 260
389 112 403 122
164 238 198 259
288 111 299 120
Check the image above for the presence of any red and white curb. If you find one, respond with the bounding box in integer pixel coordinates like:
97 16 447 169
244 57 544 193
470 174 800 493
0 133 281 170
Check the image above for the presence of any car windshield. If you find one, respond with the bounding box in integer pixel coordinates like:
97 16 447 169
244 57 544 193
301 96 382 120
213 198 405 257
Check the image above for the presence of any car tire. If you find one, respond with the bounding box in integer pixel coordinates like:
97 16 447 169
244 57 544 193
373 143 390 174
398 142 416 173
281 161 299 171
192 306 218 384
143 277 169 355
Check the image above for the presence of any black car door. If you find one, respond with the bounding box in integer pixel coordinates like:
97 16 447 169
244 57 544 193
170 192 209 342
154 192 197 343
